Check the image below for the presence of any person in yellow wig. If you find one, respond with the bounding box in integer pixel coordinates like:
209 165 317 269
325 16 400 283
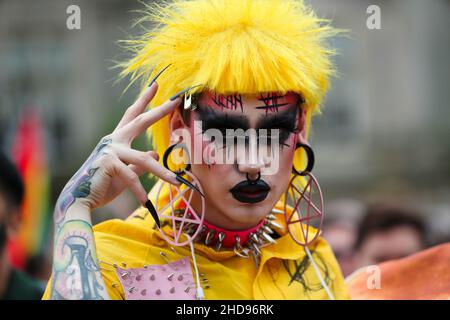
43 0 349 300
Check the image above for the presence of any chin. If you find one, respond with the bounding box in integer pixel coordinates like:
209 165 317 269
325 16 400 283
232 201 271 219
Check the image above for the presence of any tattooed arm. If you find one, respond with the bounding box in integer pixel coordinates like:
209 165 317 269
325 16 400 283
50 138 113 300
51 213 108 300
49 82 182 299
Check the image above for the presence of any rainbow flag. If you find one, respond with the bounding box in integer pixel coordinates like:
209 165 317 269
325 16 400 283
7 108 51 269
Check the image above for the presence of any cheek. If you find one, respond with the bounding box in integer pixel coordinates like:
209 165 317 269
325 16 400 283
187 126 230 181
186 124 209 163
191 163 232 203
187 123 227 167
271 135 297 180
275 134 297 164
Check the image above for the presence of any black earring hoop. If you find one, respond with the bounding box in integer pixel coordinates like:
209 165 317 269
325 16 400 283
246 172 261 184
163 142 191 175
162 142 205 197
292 143 315 176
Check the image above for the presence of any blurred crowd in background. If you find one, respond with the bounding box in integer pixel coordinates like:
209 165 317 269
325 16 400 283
0 0 449 299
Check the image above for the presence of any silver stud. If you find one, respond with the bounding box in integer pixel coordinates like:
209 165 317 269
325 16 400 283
271 208 284 215
170 287 175 294
156 289 161 295
204 229 216 246
121 272 129 279
262 225 274 234
194 225 207 242
136 274 142 281
234 235 250 258
141 289 147 296
214 232 226 251
266 219 283 230
258 230 276 244
250 233 262 245
251 250 261 269
150 274 155 281
250 241 261 254
266 214 277 221
128 286 137 293
178 275 184 281
160 251 170 263
167 272 174 281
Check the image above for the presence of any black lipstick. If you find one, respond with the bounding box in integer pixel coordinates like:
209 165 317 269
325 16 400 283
229 180 270 204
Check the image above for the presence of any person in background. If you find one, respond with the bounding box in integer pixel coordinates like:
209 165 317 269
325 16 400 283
345 204 450 299
353 204 427 269
0 150 44 300
322 199 363 277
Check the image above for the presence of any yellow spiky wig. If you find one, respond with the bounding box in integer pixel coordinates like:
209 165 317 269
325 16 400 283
118 0 339 208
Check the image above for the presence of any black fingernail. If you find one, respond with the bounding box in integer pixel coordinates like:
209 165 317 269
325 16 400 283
176 175 204 197
149 64 172 87
169 85 203 101
145 200 161 229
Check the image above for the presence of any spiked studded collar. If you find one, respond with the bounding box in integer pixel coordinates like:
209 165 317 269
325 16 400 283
181 208 285 268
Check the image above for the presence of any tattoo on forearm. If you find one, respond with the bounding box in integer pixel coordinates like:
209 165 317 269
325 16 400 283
54 138 111 225
51 137 112 300
51 220 105 300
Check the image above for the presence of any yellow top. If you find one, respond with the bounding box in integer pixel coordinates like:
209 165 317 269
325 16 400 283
43 200 350 300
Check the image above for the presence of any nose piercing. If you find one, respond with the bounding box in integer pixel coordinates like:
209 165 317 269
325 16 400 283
246 172 261 185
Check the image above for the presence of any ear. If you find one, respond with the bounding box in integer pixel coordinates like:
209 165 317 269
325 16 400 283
296 107 308 144
169 107 189 142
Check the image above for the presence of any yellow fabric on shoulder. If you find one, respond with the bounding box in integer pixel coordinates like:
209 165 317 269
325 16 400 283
42 202 350 300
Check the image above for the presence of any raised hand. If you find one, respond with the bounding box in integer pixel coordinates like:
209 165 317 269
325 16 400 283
50 74 183 300
54 82 181 225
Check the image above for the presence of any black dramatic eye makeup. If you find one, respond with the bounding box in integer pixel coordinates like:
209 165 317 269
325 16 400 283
194 106 248 146
194 103 299 148
196 106 249 131
256 105 300 147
